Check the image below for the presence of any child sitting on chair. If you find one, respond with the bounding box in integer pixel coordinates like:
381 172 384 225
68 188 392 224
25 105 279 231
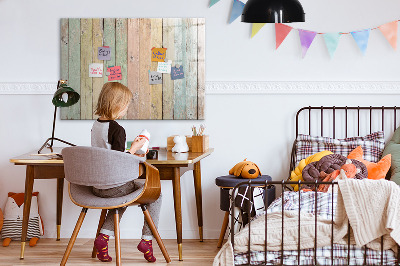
91 82 162 263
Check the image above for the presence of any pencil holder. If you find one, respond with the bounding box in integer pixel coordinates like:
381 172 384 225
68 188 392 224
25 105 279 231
191 135 209 153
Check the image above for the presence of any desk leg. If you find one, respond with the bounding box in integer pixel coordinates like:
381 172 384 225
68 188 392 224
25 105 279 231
56 178 64 241
172 167 183 261
193 161 203 242
20 165 35 259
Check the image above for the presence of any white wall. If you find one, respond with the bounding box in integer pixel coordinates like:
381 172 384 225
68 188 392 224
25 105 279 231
1 0 400 240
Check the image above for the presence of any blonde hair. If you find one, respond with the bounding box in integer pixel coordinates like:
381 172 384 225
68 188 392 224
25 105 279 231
95 82 133 120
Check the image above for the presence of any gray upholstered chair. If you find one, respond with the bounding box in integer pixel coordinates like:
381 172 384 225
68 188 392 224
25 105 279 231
60 146 171 265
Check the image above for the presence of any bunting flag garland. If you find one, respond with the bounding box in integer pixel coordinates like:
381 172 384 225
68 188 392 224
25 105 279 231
378 21 398 50
323 33 341 58
275 23 293 49
209 0 220 8
298 29 317 58
229 0 245 24
207 4 400 58
351 29 370 55
251 23 266 38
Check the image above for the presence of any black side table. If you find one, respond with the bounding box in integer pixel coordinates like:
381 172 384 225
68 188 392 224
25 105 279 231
215 175 275 248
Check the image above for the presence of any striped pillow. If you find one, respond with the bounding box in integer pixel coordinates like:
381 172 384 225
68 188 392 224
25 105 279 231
294 131 385 166
1 217 41 240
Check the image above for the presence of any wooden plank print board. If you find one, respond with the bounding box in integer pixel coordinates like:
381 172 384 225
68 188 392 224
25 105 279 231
60 18 205 120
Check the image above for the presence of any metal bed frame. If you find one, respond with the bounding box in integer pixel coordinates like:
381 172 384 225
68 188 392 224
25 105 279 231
230 106 400 266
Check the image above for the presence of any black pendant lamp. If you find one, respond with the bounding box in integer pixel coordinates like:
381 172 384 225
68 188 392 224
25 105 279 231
242 0 305 23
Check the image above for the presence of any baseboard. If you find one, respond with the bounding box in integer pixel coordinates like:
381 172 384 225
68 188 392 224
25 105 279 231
1 81 400 95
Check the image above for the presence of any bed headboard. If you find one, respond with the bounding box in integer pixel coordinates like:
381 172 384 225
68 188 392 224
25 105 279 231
290 106 400 179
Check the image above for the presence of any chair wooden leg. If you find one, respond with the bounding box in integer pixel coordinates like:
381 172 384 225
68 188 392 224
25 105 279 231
141 205 171 263
91 209 108 258
217 211 230 248
114 210 121 266
60 208 88 266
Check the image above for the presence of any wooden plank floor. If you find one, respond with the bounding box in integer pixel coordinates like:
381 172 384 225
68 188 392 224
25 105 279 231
0 239 221 265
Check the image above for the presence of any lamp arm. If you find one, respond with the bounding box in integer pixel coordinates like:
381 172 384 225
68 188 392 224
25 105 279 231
50 80 61 148
37 79 78 154
37 106 76 154
50 105 57 148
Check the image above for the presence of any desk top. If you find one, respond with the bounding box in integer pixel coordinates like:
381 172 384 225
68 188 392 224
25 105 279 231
10 147 214 166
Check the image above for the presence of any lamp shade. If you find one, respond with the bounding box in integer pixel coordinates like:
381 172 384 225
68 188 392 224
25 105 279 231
52 84 80 107
241 0 305 23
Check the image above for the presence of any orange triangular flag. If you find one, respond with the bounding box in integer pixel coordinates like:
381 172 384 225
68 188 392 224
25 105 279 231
378 21 398 50
275 23 293 49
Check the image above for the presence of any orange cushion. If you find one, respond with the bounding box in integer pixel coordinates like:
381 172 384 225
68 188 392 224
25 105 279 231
347 146 391 180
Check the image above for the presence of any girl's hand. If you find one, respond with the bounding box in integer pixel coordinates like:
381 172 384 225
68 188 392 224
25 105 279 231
134 149 149 157
129 137 147 154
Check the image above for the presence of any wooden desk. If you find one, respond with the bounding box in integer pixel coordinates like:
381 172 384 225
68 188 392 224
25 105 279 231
10 147 213 261
9 148 64 260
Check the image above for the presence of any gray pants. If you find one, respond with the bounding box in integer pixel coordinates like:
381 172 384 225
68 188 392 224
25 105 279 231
92 180 162 240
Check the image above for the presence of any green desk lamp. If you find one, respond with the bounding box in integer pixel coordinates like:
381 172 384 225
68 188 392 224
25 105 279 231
38 80 80 154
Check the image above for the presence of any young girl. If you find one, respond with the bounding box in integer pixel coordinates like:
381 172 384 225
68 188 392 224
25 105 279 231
91 82 162 263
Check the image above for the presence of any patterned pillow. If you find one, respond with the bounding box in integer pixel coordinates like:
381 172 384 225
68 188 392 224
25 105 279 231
294 131 385 166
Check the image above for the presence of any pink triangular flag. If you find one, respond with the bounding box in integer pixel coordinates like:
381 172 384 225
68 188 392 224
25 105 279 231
275 23 293 49
298 29 317 58
378 21 397 50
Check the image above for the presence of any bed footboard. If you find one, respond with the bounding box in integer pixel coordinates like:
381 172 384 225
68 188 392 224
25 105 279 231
230 180 400 266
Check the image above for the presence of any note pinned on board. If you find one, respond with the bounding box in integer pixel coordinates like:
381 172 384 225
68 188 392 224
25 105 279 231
157 60 172 73
171 65 185 80
149 71 162 85
98 46 111 61
107 66 122 81
151 47 167 62
89 63 103 77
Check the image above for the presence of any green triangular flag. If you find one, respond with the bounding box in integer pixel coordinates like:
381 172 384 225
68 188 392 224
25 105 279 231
209 0 220 7
323 33 341 58
251 23 266 38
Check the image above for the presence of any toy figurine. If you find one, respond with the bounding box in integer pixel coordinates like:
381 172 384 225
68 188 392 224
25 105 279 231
172 135 189 153
1 192 43 247
229 159 261 179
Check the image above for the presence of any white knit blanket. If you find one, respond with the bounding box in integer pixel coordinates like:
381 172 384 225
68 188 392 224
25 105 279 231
335 178 400 251
213 179 400 266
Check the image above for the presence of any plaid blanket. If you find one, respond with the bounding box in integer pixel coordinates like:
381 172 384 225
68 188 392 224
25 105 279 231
234 191 397 265
294 131 385 166
235 244 397 265
266 190 336 220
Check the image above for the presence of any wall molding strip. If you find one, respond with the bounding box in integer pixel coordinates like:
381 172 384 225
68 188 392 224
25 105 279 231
1 81 400 95
0 83 56 95
206 81 400 94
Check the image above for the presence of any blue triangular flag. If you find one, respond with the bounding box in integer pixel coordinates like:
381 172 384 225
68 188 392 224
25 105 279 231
351 29 370 55
229 0 245 23
323 33 341 58
209 0 221 7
